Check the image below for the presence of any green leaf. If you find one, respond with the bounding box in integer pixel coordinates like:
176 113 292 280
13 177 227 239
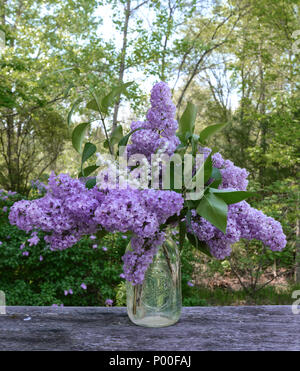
85 178 96 189
209 189 256 204
199 123 227 143
86 86 104 113
118 127 145 148
189 152 212 189
67 97 82 127
209 167 222 188
110 125 123 146
78 165 99 178
72 122 90 153
204 153 213 184
175 143 187 157
191 136 198 156
177 102 197 144
186 233 212 257
86 98 101 112
82 142 96 166
196 193 228 233
101 82 133 114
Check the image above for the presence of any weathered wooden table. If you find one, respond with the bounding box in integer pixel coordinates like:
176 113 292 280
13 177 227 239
0 306 299 351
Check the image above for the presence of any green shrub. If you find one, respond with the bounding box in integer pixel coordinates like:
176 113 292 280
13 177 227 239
0 191 200 306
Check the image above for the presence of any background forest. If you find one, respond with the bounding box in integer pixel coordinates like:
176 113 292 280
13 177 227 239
0 0 299 306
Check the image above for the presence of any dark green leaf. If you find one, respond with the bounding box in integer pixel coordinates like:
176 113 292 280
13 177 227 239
85 178 96 189
82 142 96 165
177 102 197 144
72 122 90 153
118 127 145 148
204 153 213 184
196 193 228 233
209 189 256 204
110 125 123 146
175 143 187 157
101 82 133 114
189 152 212 190
199 123 227 143
78 165 99 178
209 167 222 188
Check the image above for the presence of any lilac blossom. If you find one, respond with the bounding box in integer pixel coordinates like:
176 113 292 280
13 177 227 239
122 232 166 285
189 201 286 260
127 82 180 160
105 299 113 306
27 231 40 246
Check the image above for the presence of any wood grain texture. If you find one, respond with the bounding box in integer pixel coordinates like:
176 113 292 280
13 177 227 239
0 306 299 351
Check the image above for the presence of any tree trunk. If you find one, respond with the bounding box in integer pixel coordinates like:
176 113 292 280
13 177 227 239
258 47 267 185
0 0 5 25
112 0 131 130
295 217 300 283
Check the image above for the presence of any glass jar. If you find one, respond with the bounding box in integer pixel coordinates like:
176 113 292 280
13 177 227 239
126 234 181 327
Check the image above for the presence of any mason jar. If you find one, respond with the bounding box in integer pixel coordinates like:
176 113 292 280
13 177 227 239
126 233 181 327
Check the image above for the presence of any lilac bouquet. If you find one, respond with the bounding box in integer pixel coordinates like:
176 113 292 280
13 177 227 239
9 82 286 286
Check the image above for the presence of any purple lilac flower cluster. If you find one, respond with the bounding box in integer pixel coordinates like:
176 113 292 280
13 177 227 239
9 173 102 250
188 151 286 259
94 188 183 238
127 82 180 159
122 232 166 285
9 173 183 271
212 152 249 191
